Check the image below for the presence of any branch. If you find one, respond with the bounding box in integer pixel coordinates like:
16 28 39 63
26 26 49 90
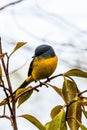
15 74 64 101
0 37 18 130
0 0 25 11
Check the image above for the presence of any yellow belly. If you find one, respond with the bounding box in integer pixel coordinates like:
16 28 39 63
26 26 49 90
31 56 58 81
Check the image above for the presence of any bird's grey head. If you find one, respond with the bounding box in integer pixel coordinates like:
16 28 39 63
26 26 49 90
34 45 56 58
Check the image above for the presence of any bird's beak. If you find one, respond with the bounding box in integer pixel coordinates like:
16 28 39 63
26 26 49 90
32 55 35 58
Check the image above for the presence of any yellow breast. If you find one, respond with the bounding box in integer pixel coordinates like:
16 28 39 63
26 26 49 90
31 56 58 81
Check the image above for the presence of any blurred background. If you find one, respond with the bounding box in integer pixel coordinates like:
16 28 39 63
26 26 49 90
0 0 87 129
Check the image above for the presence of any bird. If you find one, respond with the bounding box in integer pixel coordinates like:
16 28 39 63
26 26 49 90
1 44 58 105
18 44 58 89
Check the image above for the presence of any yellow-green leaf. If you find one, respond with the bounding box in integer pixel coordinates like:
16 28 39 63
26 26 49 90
48 84 62 98
0 95 13 106
76 119 87 130
0 65 2 84
62 78 77 104
81 101 87 106
45 122 50 130
82 109 87 119
19 114 45 130
16 87 33 107
81 97 87 106
64 69 87 78
48 109 67 130
9 42 27 57
0 98 8 106
0 53 6 59
67 97 82 130
50 105 63 119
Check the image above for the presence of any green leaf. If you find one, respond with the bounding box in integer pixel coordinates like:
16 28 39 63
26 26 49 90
0 65 2 77
82 109 87 119
45 122 50 130
50 105 63 119
0 65 2 84
0 87 33 106
0 53 6 59
82 101 87 106
67 97 82 130
19 114 45 130
0 96 12 106
0 98 8 106
16 87 33 107
64 69 87 78
76 119 87 130
9 42 27 57
48 84 63 98
81 97 87 106
48 109 67 130
62 78 77 104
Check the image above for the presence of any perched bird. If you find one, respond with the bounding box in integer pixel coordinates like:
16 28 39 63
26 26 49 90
18 44 58 90
1 44 58 105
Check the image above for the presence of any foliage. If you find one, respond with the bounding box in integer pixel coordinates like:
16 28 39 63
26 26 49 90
0 39 87 130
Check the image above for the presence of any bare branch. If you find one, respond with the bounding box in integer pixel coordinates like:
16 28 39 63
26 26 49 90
0 0 25 11
0 38 18 130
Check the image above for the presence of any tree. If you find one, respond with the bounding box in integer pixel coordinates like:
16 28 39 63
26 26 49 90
0 38 87 130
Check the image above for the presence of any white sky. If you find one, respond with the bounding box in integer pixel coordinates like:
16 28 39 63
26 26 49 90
0 0 87 130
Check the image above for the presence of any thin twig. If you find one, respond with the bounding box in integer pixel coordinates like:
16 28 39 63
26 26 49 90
15 74 64 100
1 78 13 115
0 39 13 115
0 0 25 11
0 115 11 120
78 90 87 97
0 38 18 130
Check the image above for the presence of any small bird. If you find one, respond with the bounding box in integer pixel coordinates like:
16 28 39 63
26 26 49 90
18 44 58 90
1 44 58 105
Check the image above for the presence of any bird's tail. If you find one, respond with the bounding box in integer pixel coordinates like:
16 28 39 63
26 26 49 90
14 76 34 94
0 76 34 106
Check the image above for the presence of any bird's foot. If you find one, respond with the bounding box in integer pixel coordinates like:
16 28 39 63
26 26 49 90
47 77 50 82
39 81 43 87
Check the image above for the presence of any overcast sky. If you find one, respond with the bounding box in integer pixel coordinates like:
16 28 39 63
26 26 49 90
0 0 87 130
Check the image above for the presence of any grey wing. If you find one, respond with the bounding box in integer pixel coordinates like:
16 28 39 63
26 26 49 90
28 59 34 76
